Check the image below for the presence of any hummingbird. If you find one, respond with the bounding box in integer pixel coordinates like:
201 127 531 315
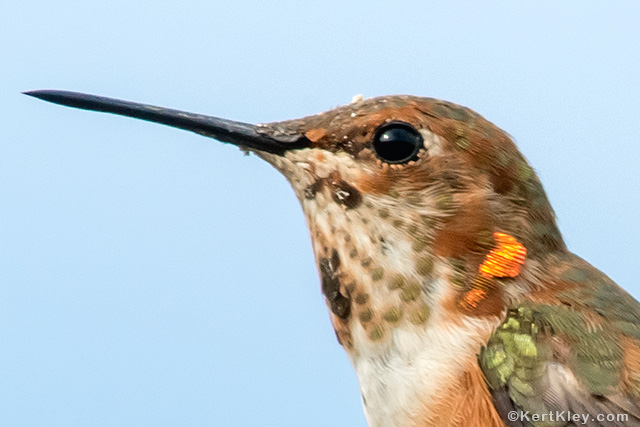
25 90 640 427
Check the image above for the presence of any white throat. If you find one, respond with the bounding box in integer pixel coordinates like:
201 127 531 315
348 276 500 426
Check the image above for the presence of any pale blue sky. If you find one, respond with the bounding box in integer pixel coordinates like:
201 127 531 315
2 2 640 426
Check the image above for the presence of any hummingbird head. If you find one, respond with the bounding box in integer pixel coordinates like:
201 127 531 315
26 91 566 354
254 95 566 349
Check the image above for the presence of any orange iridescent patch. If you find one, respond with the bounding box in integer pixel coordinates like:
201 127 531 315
460 232 526 311
479 232 527 278
463 288 488 308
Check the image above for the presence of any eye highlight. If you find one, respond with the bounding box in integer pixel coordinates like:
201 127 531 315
372 122 423 164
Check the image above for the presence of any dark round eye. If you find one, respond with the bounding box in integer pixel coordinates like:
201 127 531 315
372 122 423 164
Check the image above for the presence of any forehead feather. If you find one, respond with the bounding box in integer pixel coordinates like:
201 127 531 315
258 96 522 178
267 96 482 138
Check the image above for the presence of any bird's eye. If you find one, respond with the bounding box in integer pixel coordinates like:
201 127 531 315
372 122 423 164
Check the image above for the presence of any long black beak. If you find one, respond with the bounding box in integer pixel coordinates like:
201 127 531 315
24 90 308 155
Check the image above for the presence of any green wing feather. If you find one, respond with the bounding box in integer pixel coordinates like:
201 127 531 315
479 255 640 426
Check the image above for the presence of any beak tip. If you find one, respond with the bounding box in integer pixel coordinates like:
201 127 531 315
23 90 59 102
